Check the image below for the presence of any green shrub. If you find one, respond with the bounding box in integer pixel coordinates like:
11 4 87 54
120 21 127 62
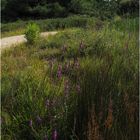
25 23 40 44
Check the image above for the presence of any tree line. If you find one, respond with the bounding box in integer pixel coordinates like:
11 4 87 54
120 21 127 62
1 0 139 22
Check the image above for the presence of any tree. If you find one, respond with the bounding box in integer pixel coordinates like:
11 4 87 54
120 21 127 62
118 0 139 16
1 0 139 22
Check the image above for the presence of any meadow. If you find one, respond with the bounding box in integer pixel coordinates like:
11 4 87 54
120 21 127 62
1 17 139 140
1 16 98 38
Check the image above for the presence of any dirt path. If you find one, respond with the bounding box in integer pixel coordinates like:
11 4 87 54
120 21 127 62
0 31 58 50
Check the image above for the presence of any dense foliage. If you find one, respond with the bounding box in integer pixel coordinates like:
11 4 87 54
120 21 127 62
2 0 139 22
2 15 139 38
25 23 40 44
1 18 139 140
1 16 102 37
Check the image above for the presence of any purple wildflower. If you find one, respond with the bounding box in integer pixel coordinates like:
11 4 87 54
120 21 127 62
57 64 62 79
29 119 33 127
36 116 42 124
52 129 58 140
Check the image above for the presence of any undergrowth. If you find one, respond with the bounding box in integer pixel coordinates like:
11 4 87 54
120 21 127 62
1 19 139 140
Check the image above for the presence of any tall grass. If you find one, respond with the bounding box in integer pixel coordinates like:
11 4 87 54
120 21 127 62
1 18 139 140
1 16 99 38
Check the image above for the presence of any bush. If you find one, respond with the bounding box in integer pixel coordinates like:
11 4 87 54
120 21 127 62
25 23 40 44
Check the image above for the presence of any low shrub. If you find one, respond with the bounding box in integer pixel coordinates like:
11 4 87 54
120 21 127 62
25 23 40 44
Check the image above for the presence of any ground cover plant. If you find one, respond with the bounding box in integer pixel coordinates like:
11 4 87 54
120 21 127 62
1 18 139 140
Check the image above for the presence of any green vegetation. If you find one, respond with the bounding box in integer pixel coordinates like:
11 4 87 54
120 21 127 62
25 23 40 44
2 0 138 22
1 0 139 139
2 16 139 38
1 18 138 139
1 16 99 38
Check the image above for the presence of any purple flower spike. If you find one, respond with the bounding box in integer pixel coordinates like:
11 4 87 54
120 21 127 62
36 116 42 124
29 119 33 127
52 129 58 140
57 65 62 79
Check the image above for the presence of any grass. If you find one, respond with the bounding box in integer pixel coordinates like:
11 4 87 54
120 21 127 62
2 16 138 38
1 16 99 38
1 18 139 140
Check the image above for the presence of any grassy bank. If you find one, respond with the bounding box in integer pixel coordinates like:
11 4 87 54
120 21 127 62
2 16 138 38
1 16 99 38
1 18 139 140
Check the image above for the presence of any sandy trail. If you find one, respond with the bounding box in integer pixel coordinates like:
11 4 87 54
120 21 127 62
0 31 58 50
